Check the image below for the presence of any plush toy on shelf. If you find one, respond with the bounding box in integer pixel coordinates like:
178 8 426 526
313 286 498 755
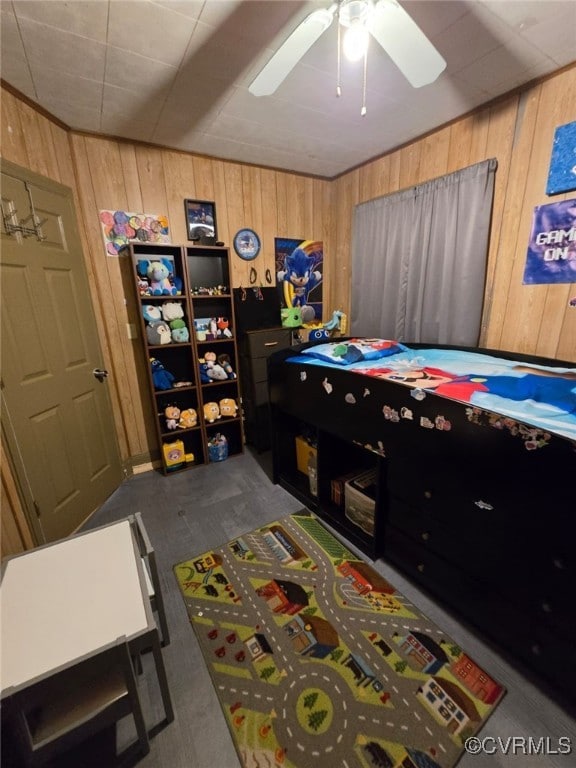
217 353 237 379
203 402 221 423
146 320 172 345
164 405 181 430
147 261 178 296
219 398 238 418
202 351 227 381
216 317 233 338
142 305 162 323
179 408 197 428
151 358 175 390
137 258 182 296
170 319 190 343
161 301 184 322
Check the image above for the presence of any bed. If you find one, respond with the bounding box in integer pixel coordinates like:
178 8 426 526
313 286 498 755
268 338 576 706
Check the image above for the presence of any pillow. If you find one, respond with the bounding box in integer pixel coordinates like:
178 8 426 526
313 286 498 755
301 339 407 365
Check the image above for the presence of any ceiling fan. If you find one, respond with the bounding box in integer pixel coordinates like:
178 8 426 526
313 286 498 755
249 0 446 97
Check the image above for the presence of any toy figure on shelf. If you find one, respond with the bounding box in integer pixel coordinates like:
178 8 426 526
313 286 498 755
164 405 180 430
217 353 237 379
216 317 233 338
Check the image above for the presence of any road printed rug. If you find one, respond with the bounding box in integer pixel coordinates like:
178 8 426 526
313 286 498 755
174 511 505 768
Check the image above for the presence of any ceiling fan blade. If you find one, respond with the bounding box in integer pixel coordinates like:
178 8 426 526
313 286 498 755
370 0 446 88
249 7 336 97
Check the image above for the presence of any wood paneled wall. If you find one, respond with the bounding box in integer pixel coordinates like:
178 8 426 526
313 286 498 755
333 65 576 362
1 66 575 551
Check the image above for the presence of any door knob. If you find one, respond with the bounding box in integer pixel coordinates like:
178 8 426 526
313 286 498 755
93 368 109 382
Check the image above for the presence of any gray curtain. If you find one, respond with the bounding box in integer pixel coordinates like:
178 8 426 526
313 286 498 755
351 158 497 345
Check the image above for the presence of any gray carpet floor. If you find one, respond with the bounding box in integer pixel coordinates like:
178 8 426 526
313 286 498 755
15 448 573 767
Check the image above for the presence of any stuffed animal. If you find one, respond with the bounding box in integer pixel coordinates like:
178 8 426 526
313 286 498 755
198 361 211 383
208 364 227 381
219 398 238 417
146 320 172 345
151 358 175 390
203 402 220 423
147 261 177 296
179 408 197 428
204 350 227 380
142 304 162 323
161 301 184 322
218 353 237 379
216 317 232 338
164 405 180 430
169 318 189 343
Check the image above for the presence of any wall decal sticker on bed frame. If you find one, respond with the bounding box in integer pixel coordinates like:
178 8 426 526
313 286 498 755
546 121 576 196
275 238 323 324
523 198 576 284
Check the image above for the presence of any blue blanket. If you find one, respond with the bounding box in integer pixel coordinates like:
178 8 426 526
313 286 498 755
288 342 576 441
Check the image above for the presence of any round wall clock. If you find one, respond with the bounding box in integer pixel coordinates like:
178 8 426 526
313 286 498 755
233 228 261 260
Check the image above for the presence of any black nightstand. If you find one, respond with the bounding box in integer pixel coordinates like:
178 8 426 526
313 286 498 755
238 327 293 451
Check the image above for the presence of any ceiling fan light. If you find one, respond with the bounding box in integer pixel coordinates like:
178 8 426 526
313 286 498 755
343 22 369 62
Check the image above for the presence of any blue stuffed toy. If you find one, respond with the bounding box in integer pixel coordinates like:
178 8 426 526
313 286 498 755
151 357 175 390
137 259 181 296
142 304 162 323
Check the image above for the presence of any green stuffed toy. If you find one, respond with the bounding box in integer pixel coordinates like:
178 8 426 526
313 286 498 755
281 307 302 328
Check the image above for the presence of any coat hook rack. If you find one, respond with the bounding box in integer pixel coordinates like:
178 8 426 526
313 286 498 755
1 182 47 241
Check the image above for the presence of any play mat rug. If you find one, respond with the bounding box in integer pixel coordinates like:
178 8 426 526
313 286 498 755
174 511 505 768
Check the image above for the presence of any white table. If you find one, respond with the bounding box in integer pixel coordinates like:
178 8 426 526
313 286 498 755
0 519 173 726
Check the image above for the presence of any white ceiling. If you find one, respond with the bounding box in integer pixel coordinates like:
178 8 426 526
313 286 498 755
1 0 575 179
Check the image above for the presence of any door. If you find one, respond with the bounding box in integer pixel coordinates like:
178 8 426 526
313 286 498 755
1 162 123 542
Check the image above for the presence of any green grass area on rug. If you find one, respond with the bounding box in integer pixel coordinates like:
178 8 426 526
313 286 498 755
174 510 505 768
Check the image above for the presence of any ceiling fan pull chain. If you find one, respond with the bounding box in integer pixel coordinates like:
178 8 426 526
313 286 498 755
336 1 342 97
361 43 368 116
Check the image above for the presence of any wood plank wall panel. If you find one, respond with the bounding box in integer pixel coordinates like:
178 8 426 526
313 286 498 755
334 65 576 362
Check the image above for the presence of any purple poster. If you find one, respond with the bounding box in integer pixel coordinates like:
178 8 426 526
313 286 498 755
523 199 576 284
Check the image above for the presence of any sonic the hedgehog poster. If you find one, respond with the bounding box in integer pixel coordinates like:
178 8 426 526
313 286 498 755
275 238 323 323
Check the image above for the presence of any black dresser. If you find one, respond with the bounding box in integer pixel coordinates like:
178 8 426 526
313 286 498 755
238 327 293 451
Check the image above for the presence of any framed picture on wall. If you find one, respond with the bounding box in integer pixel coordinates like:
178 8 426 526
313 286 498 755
184 199 217 243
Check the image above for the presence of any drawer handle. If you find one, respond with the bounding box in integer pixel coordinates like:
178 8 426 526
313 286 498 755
424 490 432 499
264 341 279 347
541 602 552 613
417 563 425 573
421 532 430 541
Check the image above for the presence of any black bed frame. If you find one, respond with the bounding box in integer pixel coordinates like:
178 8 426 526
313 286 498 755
268 340 576 711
